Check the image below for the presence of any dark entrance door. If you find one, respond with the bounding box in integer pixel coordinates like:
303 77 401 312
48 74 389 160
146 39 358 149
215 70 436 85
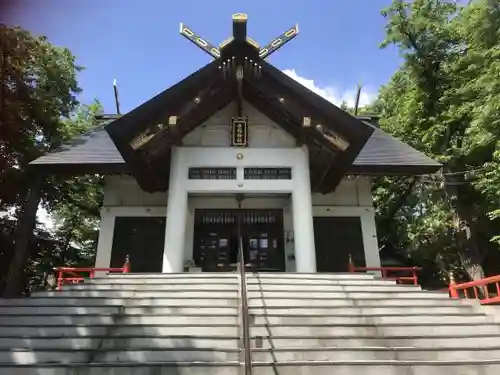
193 209 285 272
313 216 366 273
110 216 166 273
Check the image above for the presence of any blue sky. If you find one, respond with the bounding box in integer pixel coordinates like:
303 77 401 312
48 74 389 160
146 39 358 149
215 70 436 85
2 0 402 114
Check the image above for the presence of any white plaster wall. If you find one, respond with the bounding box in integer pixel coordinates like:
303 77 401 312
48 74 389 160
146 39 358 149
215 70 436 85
96 175 380 271
311 178 373 207
101 173 371 209
103 175 167 206
182 100 296 148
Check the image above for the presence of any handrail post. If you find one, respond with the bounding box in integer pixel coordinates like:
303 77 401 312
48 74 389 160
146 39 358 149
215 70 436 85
123 254 131 273
236 195 252 375
239 236 252 375
348 253 355 273
448 271 459 299
56 269 63 291
412 267 418 286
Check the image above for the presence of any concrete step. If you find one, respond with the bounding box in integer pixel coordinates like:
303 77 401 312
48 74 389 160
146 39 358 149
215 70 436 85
248 298 472 307
0 297 239 307
251 335 500 349
0 363 240 375
246 277 377 285
33 290 239 298
102 273 238 279
246 273 375 280
65 283 415 292
33 290 444 299
66 283 238 291
3 361 500 375
250 323 500 337
6 346 500 365
88 278 395 286
0 325 240 337
249 305 477 315
247 278 396 286
250 361 500 375
2 348 240 364
246 284 420 292
0 305 473 316
251 347 500 361
0 336 239 350
246 291 446 299
0 306 238 315
0 314 238 326
250 314 489 325
90 277 238 285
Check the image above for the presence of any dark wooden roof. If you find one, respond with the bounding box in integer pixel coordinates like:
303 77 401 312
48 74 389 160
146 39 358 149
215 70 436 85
30 17 441 192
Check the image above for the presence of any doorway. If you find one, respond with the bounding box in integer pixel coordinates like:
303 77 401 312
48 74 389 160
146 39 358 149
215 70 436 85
110 216 166 272
193 209 285 272
313 216 366 273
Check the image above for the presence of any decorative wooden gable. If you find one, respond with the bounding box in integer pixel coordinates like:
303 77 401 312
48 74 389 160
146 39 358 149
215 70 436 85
105 14 374 193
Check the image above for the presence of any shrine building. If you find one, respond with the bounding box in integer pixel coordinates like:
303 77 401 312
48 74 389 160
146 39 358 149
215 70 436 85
30 14 441 274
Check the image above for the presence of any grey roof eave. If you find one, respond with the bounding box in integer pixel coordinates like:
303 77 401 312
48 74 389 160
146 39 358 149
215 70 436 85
30 127 441 174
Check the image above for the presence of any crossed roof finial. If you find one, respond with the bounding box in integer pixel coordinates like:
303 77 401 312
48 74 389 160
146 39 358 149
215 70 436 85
179 13 299 60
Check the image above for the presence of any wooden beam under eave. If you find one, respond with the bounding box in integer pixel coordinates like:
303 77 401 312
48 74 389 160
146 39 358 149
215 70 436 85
144 86 235 160
317 143 363 194
246 79 341 154
242 81 335 152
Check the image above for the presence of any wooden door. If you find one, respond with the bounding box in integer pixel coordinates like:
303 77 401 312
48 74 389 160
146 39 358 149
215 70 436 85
193 210 236 272
241 209 285 272
313 217 366 273
193 209 285 272
110 216 166 272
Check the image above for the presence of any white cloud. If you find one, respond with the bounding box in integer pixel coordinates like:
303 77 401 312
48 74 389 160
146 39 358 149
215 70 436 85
282 69 376 108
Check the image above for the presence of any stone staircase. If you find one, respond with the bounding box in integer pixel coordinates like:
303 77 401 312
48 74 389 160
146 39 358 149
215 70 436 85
1 272 500 374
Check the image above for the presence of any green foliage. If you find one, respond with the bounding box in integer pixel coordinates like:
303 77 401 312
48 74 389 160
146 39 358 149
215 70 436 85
0 25 103 294
373 0 500 284
0 25 83 210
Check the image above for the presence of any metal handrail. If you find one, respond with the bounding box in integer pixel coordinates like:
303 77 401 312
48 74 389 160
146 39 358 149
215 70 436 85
237 228 252 375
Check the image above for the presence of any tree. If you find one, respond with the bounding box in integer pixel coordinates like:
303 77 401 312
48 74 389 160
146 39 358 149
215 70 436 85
373 0 500 283
0 25 104 295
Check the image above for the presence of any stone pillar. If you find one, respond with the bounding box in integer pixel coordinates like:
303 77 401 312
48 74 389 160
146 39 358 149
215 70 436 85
360 208 381 268
94 208 115 271
163 147 188 273
292 147 317 272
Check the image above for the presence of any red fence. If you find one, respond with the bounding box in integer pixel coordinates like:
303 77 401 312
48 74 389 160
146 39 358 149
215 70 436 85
54 255 130 290
348 254 421 285
449 273 500 305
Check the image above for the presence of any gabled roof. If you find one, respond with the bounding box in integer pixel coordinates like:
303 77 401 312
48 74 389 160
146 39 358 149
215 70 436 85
103 43 378 191
30 14 441 191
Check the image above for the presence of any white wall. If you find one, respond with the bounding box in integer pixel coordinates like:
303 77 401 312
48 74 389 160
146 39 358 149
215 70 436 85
97 176 380 270
183 100 296 148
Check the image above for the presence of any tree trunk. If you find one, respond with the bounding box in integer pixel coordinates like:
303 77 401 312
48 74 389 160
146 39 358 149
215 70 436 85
2 174 42 297
444 171 486 283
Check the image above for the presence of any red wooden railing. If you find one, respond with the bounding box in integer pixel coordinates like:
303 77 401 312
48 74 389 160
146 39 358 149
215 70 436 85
448 272 500 305
54 255 130 290
348 254 421 285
